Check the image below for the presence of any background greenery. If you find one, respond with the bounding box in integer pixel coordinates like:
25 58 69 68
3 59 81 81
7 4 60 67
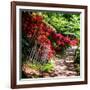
42 12 80 39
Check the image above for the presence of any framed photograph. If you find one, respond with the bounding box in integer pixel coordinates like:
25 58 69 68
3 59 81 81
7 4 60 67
11 1 88 89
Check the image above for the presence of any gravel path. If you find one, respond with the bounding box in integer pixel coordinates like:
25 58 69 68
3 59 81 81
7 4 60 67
52 57 78 77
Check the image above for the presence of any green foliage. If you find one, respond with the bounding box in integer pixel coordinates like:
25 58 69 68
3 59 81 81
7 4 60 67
27 62 41 70
75 48 80 64
74 64 80 75
21 32 30 62
41 61 54 72
42 12 80 39
25 60 54 72
74 48 80 75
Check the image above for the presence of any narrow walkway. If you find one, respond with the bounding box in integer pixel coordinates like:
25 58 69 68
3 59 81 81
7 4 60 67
52 57 78 77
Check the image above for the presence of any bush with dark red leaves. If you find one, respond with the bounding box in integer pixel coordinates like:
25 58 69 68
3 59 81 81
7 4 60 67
22 12 79 60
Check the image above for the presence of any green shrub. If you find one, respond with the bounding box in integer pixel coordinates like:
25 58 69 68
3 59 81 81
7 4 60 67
25 60 54 72
41 61 54 72
74 48 80 75
42 12 80 39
